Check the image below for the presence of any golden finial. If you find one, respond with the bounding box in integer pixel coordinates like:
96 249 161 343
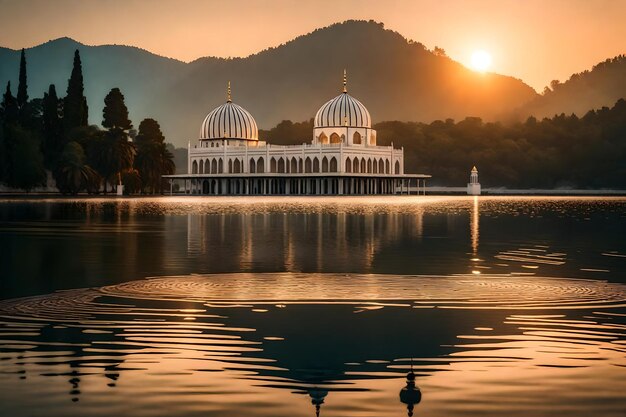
227 81 232 102
343 69 347 93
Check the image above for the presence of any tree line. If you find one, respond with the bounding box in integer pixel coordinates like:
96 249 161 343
0 49 174 194
260 99 626 189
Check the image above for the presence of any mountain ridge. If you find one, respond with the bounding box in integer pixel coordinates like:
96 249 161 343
2 20 620 147
516 55 626 119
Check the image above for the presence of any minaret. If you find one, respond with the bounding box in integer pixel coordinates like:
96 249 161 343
467 166 481 195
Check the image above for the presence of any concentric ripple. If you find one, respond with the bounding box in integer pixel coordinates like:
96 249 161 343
1 273 626 417
95 273 626 310
1 274 626 322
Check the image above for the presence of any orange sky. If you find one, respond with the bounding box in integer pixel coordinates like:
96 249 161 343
0 0 624 91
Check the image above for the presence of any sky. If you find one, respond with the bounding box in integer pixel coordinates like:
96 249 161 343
0 0 624 91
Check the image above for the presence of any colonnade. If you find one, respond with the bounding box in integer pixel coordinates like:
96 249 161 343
174 177 428 196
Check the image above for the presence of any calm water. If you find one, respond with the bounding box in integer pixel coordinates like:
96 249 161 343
0 196 625 417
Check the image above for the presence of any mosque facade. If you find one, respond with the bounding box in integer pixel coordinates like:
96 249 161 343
164 73 430 195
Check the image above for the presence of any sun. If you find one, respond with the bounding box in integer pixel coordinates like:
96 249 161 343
470 50 492 72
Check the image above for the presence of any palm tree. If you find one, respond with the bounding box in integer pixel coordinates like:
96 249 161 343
54 141 100 195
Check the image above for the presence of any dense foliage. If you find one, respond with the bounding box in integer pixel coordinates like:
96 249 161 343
261 99 626 189
134 119 175 193
0 49 175 194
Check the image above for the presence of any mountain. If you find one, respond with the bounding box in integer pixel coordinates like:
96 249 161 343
517 55 626 119
0 20 539 146
0 36 187 132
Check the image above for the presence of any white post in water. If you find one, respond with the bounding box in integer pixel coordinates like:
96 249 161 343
467 166 481 195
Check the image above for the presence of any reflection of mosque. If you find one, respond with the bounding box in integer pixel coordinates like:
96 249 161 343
399 368 422 416
2 284 506 413
185 209 425 272
302 369 421 416
183 199 481 275
308 387 328 417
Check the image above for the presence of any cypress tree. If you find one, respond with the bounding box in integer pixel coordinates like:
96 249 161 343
42 84 64 167
102 88 132 131
64 49 89 130
99 87 135 192
1 82 19 125
135 118 174 193
17 48 28 108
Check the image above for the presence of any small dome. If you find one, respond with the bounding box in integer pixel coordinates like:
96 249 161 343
200 84 258 140
314 71 371 129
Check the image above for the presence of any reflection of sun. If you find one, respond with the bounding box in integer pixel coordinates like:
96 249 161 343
470 50 492 72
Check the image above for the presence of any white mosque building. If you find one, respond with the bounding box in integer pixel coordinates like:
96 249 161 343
164 72 430 195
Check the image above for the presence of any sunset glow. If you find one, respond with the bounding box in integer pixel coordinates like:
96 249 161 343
1 2 625 417
470 50 492 72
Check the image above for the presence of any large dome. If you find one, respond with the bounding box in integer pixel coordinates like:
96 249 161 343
314 73 371 129
200 87 258 140
314 92 371 129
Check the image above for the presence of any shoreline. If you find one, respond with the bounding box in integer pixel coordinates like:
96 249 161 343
1 189 626 198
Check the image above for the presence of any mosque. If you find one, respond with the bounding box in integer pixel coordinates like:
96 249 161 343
164 72 430 195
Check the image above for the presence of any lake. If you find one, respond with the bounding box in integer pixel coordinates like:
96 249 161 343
0 196 625 417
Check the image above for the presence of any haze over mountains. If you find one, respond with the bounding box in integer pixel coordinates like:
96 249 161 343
0 20 624 147
518 55 626 119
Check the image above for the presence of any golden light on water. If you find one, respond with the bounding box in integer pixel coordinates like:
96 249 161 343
471 196 479 256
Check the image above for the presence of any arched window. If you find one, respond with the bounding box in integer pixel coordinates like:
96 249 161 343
305 157 312 173
330 157 338 172
385 160 390 174
257 157 265 173
395 160 400 174
345 157 352 173
278 158 285 173
373 159 378 173
270 157 277 173
367 159 372 173
249 158 256 173
330 133 341 144
228 159 233 173
290 158 298 173
192 160 198 174
353 158 359 173
205 159 210 174
319 133 329 144
313 158 320 172
199 159 204 174
378 159 384 174
322 157 329 172
218 158 224 173
360 158 366 173
234 159 241 173
353 131 362 144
